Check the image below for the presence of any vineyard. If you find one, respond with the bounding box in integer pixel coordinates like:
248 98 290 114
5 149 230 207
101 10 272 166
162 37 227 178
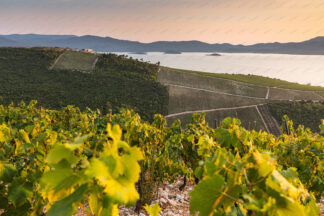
0 47 168 122
162 67 324 92
158 67 324 133
0 101 323 215
269 101 324 133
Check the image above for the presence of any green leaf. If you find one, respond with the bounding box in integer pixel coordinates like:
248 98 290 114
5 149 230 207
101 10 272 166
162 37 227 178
197 135 214 158
221 185 242 209
8 184 33 207
190 174 225 216
107 124 122 141
100 196 119 216
304 196 320 216
65 135 88 150
144 203 161 216
205 148 227 176
46 184 88 216
275 199 307 216
41 160 78 198
120 146 143 182
252 151 275 178
0 123 10 142
18 129 31 144
46 144 78 165
0 162 17 182
89 190 101 216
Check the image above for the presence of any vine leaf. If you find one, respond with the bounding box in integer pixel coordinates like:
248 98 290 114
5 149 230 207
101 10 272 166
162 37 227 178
0 162 17 182
89 191 102 216
144 203 161 216
8 184 33 207
46 184 88 216
45 144 78 165
65 135 88 150
189 174 225 216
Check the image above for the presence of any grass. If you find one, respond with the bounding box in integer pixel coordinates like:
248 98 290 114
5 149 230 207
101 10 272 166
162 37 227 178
163 66 324 91
52 51 98 72
168 85 265 114
167 106 266 131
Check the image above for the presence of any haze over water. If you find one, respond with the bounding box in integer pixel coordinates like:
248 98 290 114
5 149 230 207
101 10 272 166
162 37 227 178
113 52 324 87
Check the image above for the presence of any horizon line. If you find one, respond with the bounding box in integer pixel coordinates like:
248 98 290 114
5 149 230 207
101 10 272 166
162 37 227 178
1 33 323 46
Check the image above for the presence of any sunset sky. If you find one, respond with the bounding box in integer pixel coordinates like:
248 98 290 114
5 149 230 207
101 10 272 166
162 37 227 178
1 0 324 44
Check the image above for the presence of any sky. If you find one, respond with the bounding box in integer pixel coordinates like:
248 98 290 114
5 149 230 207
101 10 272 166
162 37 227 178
0 0 324 44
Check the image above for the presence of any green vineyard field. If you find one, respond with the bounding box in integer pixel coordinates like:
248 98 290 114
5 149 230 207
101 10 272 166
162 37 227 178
0 102 322 215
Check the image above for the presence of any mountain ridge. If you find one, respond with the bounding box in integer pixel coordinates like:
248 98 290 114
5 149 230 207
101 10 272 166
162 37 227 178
1 34 324 55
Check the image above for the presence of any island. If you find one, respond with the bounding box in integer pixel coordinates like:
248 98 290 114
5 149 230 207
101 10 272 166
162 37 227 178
130 52 147 55
164 50 182 54
207 53 221 56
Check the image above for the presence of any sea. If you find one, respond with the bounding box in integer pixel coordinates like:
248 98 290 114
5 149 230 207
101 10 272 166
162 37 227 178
110 52 324 87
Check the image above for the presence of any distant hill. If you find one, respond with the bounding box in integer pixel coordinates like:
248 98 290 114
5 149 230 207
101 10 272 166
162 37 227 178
1 34 324 54
0 36 24 47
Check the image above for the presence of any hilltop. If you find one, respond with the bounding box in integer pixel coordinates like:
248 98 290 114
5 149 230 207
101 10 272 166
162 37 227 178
1 34 324 55
0 47 168 121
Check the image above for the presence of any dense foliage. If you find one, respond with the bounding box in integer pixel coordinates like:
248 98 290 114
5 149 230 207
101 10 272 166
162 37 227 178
271 116 324 199
0 47 168 121
269 101 324 133
0 102 322 215
190 149 319 215
0 102 143 215
96 54 160 81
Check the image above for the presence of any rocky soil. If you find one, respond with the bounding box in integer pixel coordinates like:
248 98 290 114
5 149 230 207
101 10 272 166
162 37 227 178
119 178 193 216
76 178 324 216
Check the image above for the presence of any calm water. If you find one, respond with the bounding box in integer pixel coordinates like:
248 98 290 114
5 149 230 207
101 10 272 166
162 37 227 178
111 52 324 87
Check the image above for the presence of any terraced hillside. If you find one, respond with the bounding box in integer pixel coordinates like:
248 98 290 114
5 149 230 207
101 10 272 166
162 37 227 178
159 67 324 133
269 87 324 101
257 104 282 136
0 47 168 121
158 68 267 98
167 105 267 131
51 50 98 72
167 85 265 114
168 67 324 91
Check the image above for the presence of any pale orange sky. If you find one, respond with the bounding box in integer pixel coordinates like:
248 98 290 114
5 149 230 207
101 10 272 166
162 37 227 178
0 0 324 44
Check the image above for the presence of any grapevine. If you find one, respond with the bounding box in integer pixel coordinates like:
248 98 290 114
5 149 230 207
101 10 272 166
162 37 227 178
0 101 323 215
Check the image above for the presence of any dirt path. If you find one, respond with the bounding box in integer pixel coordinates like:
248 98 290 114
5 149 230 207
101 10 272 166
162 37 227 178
255 105 270 133
163 83 312 102
165 104 264 118
92 57 99 69
48 52 65 70
266 87 270 99
164 83 266 100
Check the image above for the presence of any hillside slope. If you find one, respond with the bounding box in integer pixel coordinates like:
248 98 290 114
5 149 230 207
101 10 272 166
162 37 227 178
0 47 168 121
159 67 324 132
